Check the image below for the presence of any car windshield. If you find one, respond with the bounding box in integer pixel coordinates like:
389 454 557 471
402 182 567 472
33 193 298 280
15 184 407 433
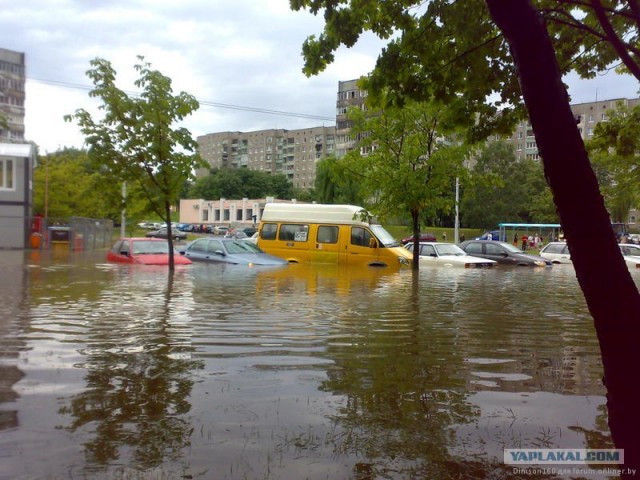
132 240 170 254
370 225 401 247
498 242 525 253
223 240 263 254
434 243 467 256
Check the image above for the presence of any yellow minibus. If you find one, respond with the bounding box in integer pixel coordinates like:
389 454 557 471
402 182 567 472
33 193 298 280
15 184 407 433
256 203 412 270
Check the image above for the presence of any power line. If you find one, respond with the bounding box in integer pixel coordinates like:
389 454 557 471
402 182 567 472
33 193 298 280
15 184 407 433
27 77 335 122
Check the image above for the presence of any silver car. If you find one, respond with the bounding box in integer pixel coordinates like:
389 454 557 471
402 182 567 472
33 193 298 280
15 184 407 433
539 242 571 264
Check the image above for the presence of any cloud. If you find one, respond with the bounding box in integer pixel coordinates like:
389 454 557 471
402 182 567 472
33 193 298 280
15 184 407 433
4 0 639 153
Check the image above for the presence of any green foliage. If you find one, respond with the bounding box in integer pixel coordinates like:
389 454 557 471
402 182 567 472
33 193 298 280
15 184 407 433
460 140 557 228
33 148 166 223
292 0 639 138
588 103 640 222
188 168 296 200
343 100 470 221
65 56 205 224
33 149 105 219
314 156 365 204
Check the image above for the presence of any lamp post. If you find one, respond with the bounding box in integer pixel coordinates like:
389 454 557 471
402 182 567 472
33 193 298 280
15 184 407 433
120 182 126 238
454 177 460 244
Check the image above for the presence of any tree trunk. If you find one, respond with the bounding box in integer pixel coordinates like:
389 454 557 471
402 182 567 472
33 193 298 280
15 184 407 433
165 201 175 272
486 0 640 473
411 208 420 270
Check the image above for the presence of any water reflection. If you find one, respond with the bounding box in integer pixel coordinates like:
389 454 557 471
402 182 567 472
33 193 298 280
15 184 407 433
56 266 203 474
0 253 626 479
0 251 28 432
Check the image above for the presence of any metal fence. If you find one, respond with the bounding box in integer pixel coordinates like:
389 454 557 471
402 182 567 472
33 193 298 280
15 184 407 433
30 216 114 251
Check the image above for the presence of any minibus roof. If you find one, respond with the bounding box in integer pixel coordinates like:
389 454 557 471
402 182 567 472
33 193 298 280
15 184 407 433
261 203 374 225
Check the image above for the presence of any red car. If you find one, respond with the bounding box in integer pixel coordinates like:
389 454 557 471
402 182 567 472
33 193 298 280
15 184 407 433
106 238 192 265
401 232 437 244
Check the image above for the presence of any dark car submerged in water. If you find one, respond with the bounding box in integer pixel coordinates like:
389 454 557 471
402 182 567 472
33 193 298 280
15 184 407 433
459 240 552 267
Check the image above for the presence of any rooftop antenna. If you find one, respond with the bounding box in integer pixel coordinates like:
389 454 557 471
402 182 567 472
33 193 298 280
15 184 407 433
595 88 598 103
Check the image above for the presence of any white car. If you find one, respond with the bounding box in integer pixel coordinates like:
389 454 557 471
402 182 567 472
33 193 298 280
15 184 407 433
405 242 496 268
539 241 571 264
620 244 640 270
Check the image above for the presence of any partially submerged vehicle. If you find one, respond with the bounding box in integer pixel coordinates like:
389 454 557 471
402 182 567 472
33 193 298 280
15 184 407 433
257 203 412 269
405 242 496 268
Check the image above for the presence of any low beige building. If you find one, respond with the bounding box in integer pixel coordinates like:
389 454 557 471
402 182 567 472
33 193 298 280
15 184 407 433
179 197 297 228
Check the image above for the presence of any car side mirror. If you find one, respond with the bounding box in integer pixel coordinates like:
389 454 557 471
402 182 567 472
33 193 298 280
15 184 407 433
214 250 226 256
369 238 378 248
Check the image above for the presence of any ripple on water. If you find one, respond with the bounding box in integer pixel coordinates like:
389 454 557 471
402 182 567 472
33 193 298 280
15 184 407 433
0 256 616 479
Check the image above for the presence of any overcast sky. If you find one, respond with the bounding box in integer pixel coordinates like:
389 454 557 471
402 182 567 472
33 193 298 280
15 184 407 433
3 0 639 154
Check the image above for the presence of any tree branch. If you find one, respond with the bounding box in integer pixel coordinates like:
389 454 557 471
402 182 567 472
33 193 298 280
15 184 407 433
590 0 640 80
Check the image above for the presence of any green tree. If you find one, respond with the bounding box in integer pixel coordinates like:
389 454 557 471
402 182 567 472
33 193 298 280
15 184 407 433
292 0 640 470
33 149 106 219
588 103 640 223
65 57 203 270
461 141 557 228
314 156 364 204
33 148 155 228
344 100 469 269
188 168 296 200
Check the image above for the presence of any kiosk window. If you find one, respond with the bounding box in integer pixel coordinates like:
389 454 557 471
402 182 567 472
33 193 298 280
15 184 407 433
261 223 278 240
317 226 338 244
279 224 309 242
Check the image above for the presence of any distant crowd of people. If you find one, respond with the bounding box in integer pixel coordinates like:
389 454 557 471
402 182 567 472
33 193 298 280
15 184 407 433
513 233 544 251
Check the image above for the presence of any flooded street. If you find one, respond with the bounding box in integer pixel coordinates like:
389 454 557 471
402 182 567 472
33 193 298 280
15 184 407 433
0 250 625 479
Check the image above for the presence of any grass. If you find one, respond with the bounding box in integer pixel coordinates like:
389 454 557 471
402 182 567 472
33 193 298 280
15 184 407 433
386 225 485 243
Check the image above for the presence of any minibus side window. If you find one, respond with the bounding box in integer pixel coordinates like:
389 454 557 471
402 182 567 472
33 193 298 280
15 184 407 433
279 224 309 242
317 226 338 244
351 227 373 247
261 223 278 240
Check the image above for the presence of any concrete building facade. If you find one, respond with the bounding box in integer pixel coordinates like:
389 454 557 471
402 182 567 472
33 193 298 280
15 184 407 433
0 143 36 249
504 97 640 161
179 197 296 227
0 48 26 143
0 48 33 249
335 78 368 158
197 126 336 190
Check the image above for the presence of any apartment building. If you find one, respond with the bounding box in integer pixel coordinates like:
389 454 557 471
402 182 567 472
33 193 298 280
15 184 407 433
197 126 335 190
0 48 26 143
505 97 640 160
0 48 34 249
335 78 368 158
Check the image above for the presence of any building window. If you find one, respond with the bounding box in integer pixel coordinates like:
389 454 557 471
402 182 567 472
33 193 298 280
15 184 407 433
0 158 14 189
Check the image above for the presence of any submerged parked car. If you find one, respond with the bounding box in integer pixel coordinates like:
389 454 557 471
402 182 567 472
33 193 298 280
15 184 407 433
405 242 496 268
106 238 192 265
179 238 288 265
475 230 504 241
401 232 437 244
459 240 552 266
145 227 187 241
539 241 571 264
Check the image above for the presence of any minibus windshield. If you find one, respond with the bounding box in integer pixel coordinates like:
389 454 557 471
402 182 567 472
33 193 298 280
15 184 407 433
370 225 401 247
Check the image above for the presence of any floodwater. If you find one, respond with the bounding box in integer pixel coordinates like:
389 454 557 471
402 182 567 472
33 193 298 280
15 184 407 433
0 249 628 479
